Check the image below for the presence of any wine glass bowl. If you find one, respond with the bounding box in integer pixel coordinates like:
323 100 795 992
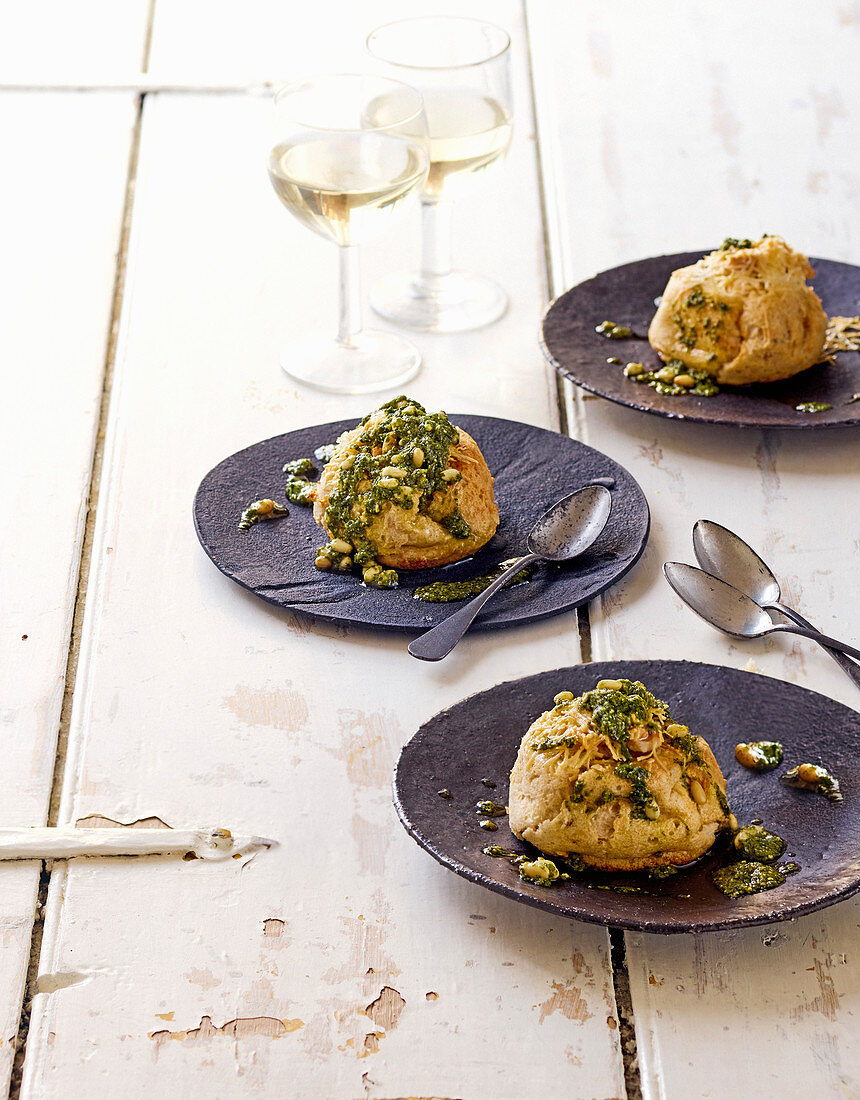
268 74 429 394
366 17 513 333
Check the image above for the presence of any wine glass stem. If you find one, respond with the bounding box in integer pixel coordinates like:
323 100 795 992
418 198 454 291
337 244 363 348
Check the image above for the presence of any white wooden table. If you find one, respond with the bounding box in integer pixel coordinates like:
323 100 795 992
3 2 859 1097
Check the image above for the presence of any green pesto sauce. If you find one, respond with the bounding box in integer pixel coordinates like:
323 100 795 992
735 740 783 771
319 396 462 587
284 477 315 504
441 509 471 540
624 358 720 398
482 846 522 859
595 320 633 339
282 458 316 477
413 558 535 603
586 882 655 896
615 762 658 820
780 764 842 803
648 865 680 879
280 458 318 505
437 789 453 799
733 825 786 863
779 861 801 875
479 820 499 831
579 679 667 759
518 857 562 887
314 443 336 462
713 860 785 898
238 499 289 531
476 800 508 817
795 402 832 413
720 237 754 251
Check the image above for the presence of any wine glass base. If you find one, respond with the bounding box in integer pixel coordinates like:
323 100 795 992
279 330 422 395
370 270 508 333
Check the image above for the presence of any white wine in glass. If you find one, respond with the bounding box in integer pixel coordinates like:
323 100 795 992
419 89 512 199
366 18 513 333
267 75 429 394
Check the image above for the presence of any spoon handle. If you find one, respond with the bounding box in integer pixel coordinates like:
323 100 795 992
408 554 540 662
767 602 860 689
770 623 860 663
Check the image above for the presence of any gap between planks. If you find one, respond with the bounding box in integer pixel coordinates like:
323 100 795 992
8 7 155 1094
523 3 641 1098
5 7 642 1095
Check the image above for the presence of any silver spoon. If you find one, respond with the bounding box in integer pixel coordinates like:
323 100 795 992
408 485 613 662
663 562 860 660
693 519 860 689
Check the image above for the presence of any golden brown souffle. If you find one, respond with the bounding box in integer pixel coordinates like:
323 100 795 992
312 409 499 570
648 236 827 385
508 680 732 871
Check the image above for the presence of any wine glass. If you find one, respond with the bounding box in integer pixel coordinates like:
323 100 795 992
366 17 512 333
267 74 429 394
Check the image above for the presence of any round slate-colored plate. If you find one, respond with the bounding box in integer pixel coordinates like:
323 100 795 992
541 252 860 429
193 416 649 633
393 660 860 934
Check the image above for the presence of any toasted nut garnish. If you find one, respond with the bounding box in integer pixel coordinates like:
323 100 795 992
329 538 352 554
315 556 332 570
674 374 695 388
412 447 424 467
596 679 623 690
644 802 660 820
553 691 574 705
689 779 706 805
442 468 460 482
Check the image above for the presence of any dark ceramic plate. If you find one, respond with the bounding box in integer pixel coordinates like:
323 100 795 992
193 416 649 633
393 661 860 934
541 252 860 429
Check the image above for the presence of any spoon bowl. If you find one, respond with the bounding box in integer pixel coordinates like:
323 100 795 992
408 484 612 661
692 520 782 606
527 484 613 560
664 562 860 661
692 520 860 688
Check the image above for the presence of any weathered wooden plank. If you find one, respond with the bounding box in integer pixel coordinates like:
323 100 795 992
20 4 625 1094
530 1 860 1097
0 1 150 82
0 92 139 1093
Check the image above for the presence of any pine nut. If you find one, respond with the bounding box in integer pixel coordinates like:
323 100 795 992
554 691 574 705
442 468 460 481
255 499 275 514
412 447 424 467
329 538 352 555
690 779 706 804
644 802 660 820
596 679 623 690
379 477 399 489
381 466 407 478
667 723 687 736
315 556 332 570
674 374 695 388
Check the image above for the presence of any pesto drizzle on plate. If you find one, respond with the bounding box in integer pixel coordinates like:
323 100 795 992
413 558 535 603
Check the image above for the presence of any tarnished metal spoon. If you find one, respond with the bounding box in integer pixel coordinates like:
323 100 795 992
663 562 860 660
693 519 860 689
408 485 612 662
